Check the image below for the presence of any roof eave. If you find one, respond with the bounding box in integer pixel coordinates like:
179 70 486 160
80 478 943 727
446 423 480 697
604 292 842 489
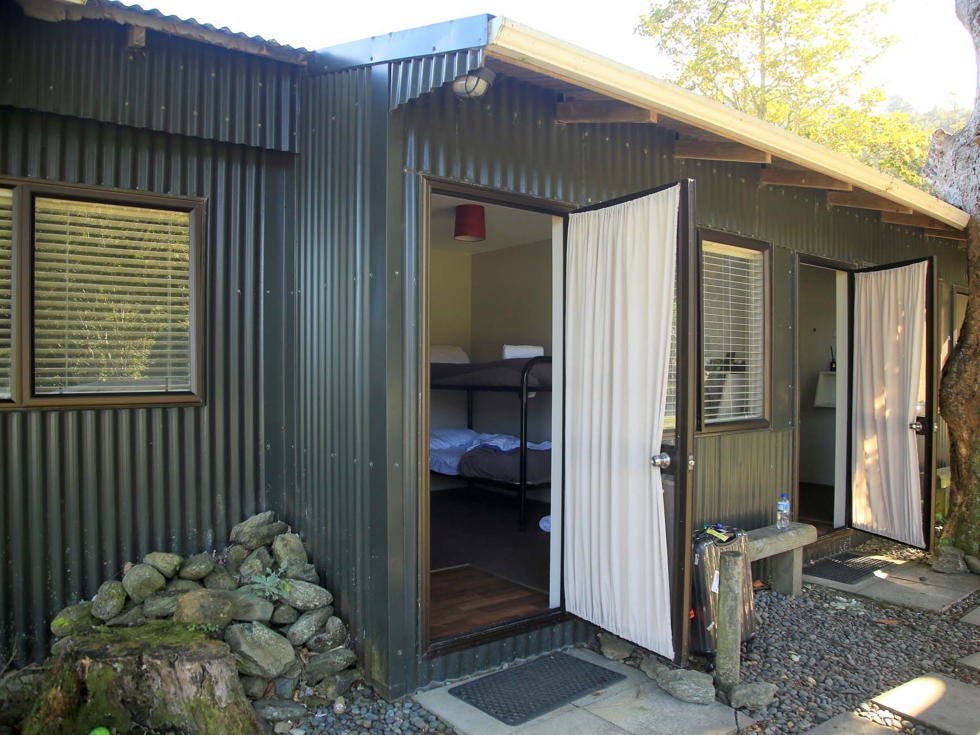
487 17 970 231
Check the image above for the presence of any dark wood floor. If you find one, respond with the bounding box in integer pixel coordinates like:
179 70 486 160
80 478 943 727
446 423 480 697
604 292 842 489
429 565 550 640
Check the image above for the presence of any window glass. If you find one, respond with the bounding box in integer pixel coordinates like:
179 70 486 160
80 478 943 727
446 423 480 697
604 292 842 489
702 239 765 423
0 188 11 399
32 197 192 395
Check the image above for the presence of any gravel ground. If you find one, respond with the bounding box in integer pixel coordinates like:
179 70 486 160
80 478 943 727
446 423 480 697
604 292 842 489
275 539 978 735
725 539 980 734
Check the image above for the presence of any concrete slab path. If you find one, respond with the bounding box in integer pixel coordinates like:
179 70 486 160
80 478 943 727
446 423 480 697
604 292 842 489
803 711 897 734
415 648 749 735
872 673 980 735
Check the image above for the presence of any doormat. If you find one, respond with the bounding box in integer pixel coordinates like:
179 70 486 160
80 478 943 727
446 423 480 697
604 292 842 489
448 652 625 726
804 552 892 584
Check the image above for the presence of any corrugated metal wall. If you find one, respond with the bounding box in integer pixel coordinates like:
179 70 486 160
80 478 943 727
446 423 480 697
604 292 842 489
0 106 293 664
290 66 397 690
388 76 968 691
0 1 299 153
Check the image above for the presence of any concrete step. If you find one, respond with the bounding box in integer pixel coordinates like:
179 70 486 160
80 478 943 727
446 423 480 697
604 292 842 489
872 673 980 735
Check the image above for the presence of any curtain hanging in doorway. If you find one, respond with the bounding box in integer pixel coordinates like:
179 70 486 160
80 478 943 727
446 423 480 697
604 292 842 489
851 260 926 548
564 186 678 659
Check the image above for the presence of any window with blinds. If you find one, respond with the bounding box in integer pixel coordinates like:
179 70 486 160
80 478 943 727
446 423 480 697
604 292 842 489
0 188 12 400
32 197 192 395
701 238 767 425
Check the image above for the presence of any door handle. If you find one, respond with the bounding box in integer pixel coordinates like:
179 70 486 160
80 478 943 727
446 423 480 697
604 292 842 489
651 453 671 469
909 416 927 435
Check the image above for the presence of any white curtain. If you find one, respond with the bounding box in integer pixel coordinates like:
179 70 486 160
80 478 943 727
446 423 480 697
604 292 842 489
851 260 927 548
564 186 679 658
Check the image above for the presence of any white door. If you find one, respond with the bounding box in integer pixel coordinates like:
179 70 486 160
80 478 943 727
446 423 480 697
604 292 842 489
563 182 693 659
850 259 933 548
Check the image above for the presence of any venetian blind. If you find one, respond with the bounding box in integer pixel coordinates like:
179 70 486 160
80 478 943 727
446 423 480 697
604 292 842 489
33 197 192 395
0 188 11 400
702 241 764 423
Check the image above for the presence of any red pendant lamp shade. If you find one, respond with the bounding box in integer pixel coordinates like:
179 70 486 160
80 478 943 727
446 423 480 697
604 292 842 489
454 204 486 242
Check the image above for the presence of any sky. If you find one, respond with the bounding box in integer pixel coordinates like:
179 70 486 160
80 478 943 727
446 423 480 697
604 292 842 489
134 0 976 112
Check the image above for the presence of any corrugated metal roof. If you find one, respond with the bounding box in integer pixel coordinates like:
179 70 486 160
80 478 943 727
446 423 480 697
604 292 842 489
16 0 312 64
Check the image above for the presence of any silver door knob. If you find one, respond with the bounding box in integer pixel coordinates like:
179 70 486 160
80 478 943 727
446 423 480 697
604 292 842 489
651 453 671 469
909 421 923 433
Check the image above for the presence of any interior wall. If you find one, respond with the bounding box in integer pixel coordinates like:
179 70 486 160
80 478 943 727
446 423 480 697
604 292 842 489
470 240 553 361
429 248 473 353
798 265 838 486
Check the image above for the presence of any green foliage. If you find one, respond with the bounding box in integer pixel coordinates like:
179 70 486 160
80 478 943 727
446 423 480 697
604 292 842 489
245 566 290 601
637 0 955 188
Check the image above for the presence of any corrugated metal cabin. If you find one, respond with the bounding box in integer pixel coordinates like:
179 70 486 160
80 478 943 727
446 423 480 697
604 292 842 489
0 0 970 699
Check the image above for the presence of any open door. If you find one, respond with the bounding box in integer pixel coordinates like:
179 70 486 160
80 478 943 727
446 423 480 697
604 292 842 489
563 181 696 661
850 258 935 549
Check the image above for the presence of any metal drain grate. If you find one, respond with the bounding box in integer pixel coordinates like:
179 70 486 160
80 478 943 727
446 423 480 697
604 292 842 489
448 652 625 726
804 552 892 584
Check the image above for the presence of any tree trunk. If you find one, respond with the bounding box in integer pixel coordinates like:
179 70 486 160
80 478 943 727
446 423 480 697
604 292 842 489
923 0 980 555
21 623 266 735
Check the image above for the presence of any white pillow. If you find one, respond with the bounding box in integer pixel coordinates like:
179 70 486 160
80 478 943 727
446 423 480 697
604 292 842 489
430 427 479 450
430 344 470 363
502 344 544 359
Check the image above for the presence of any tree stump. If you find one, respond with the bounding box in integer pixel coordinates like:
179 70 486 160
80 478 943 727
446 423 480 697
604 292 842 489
21 621 265 735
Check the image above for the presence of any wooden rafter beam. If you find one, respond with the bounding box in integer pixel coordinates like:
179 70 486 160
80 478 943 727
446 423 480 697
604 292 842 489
760 165 852 191
924 228 968 242
674 138 772 164
827 190 914 214
555 100 657 123
880 211 956 229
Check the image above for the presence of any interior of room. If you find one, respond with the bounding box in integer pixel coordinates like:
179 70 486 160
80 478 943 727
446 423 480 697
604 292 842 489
797 263 847 535
426 193 558 642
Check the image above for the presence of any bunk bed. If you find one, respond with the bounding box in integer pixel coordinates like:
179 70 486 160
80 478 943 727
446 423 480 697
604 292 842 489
429 355 552 529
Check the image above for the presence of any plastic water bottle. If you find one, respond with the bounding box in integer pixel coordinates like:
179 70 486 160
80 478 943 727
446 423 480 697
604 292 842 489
776 492 791 530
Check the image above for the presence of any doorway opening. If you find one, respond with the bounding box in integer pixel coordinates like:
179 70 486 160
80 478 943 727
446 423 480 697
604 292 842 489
797 262 848 535
424 191 563 644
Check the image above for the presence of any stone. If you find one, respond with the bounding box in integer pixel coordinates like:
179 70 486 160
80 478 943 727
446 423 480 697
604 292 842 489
598 631 635 661
965 555 980 575
204 566 239 591
656 669 716 705
282 562 320 583
91 580 128 621
313 668 361 699
273 675 298 699
286 607 333 646
143 551 183 578
122 563 166 602
143 591 183 619
240 676 272 700
936 545 966 559
239 547 273 581
229 589 275 622
172 589 235 628
933 554 969 574
729 681 778 710
225 544 250 576
0 666 47 727
252 699 307 723
225 623 296 679
50 602 96 638
231 513 290 551
106 603 146 627
272 533 309 569
179 552 216 580
303 648 357 684
306 616 347 652
639 654 671 680
280 579 332 611
271 604 299 625
167 578 203 593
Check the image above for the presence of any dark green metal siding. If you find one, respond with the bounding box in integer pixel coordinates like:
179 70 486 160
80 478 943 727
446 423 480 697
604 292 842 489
0 105 293 665
0 1 299 152
385 76 967 690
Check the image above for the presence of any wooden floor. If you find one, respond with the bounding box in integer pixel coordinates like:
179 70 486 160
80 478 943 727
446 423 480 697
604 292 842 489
429 565 550 641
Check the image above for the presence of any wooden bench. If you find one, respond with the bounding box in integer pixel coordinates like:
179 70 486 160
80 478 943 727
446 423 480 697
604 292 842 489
746 522 817 597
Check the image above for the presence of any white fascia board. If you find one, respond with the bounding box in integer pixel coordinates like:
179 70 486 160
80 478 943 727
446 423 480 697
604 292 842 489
486 17 970 230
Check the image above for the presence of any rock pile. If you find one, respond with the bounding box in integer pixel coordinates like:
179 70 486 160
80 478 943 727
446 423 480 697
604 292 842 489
47 511 357 717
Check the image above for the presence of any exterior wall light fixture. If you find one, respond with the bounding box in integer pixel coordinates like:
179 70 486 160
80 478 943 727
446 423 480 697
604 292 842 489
451 68 496 99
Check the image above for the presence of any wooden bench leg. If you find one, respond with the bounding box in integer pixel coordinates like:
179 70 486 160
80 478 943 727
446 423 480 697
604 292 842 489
770 548 803 597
